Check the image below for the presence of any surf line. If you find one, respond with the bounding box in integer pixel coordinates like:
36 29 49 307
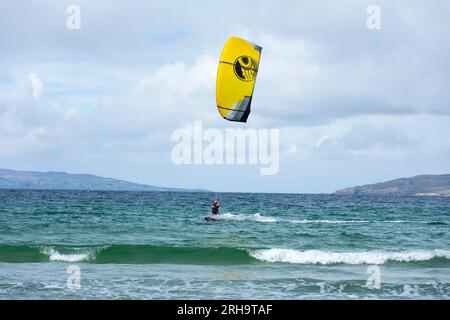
177 304 211 318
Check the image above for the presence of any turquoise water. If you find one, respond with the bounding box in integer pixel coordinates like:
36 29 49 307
0 190 449 299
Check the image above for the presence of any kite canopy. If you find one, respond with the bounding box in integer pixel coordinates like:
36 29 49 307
216 37 262 122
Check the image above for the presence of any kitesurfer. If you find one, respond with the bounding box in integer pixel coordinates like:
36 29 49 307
211 200 220 216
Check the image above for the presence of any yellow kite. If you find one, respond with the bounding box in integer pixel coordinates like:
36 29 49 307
216 37 262 122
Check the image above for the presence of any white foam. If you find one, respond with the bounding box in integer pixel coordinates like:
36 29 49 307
41 247 93 262
290 219 369 224
218 215 409 225
288 219 412 224
220 213 278 223
250 248 450 265
253 213 278 223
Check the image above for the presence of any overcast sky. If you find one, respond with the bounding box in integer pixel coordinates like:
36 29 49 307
1 0 449 193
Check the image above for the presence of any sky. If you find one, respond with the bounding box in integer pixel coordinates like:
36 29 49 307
0 0 449 193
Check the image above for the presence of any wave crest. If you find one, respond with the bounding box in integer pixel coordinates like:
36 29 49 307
250 249 450 265
40 246 100 262
2 244 450 266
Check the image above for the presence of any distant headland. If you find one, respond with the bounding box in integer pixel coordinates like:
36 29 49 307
0 168 207 192
334 174 450 196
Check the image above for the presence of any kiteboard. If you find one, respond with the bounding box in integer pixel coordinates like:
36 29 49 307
205 215 221 222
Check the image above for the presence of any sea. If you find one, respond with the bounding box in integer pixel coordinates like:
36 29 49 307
0 190 449 299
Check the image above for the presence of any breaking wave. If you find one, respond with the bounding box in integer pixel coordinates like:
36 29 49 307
1 244 449 266
250 248 450 265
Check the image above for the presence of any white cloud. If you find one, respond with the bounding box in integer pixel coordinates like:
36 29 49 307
27 72 43 101
137 54 216 106
256 34 320 94
0 73 76 156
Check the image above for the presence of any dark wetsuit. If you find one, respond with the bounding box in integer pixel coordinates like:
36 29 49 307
211 205 219 215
